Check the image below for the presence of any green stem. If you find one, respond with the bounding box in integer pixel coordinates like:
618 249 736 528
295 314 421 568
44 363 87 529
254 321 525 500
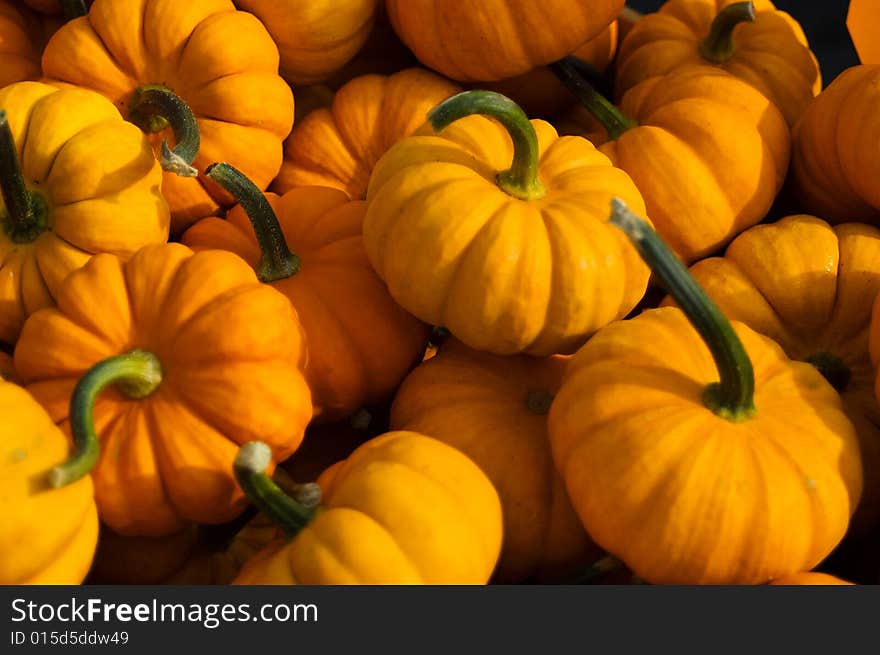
129 85 200 177
564 555 623 585
0 111 48 244
49 350 163 488
609 198 756 421
59 0 89 20
205 163 300 282
699 2 756 64
550 57 638 141
428 90 546 200
233 442 318 537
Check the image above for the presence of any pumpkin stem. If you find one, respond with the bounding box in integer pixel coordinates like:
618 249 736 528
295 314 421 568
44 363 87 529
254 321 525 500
233 442 319 537
205 163 300 282
564 555 623 584
550 57 638 141
0 111 49 244
699 2 756 64
428 90 546 201
609 198 756 421
129 85 200 178
48 349 163 488
59 0 89 20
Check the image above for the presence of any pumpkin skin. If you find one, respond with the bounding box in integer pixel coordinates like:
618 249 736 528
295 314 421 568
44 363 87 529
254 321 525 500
770 572 854 585
0 379 98 584
363 102 651 356
233 431 503 584
615 0 821 126
549 306 863 585
13 243 313 537
273 69 461 199
664 216 880 534
182 186 430 421
0 1 42 86
561 65 790 263
41 0 295 232
385 0 624 82
791 65 880 224
0 81 169 346
390 338 601 583
234 0 379 85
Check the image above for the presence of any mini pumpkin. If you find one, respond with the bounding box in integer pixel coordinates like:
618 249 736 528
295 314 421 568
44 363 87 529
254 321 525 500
385 0 624 81
233 0 379 85
41 0 295 232
555 62 789 263
665 215 880 533
791 65 880 224
1 378 98 584
615 0 820 126
0 81 169 346
0 1 42 86
390 338 600 583
273 68 461 199
182 164 429 421
364 90 651 356
14 243 313 537
232 432 503 584
769 572 854 585
548 199 862 585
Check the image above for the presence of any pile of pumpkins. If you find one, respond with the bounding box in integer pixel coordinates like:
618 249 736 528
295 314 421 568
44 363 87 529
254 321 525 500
2 0 879 586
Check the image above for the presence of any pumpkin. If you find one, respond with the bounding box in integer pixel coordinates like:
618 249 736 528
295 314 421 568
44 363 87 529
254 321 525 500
548 199 862 585
0 1 42 86
390 338 601 583
272 68 461 199
232 432 503 584
474 20 619 120
664 215 880 534
0 378 98 583
770 572 855 585
233 0 379 85
385 0 624 82
615 0 820 126
0 81 169 346
847 0 879 66
41 0 295 232
13 242 313 537
791 65 880 224
554 62 790 263
182 164 429 420
363 90 651 356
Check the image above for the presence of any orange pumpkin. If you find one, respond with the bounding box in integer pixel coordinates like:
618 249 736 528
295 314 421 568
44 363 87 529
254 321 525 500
385 0 624 82
0 1 42 86
183 164 429 420
234 0 379 85
232 433 503 584
14 243 313 536
791 65 880 224
770 572 855 585
615 0 820 126
390 338 600 583
548 199 862 585
666 216 880 534
41 0 295 232
273 68 461 199
364 90 651 356
847 0 880 65
555 62 789 263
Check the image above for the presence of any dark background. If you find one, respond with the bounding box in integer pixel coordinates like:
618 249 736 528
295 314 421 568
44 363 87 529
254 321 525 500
628 0 860 85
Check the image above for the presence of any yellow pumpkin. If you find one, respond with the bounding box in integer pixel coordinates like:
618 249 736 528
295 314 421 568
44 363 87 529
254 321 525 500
364 90 650 356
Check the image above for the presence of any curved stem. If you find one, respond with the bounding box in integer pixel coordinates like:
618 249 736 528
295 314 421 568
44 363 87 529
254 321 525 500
0 111 48 244
233 442 317 537
59 0 89 20
205 163 300 282
428 90 546 200
609 198 755 421
129 85 200 177
49 350 163 488
550 57 638 141
699 2 756 64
